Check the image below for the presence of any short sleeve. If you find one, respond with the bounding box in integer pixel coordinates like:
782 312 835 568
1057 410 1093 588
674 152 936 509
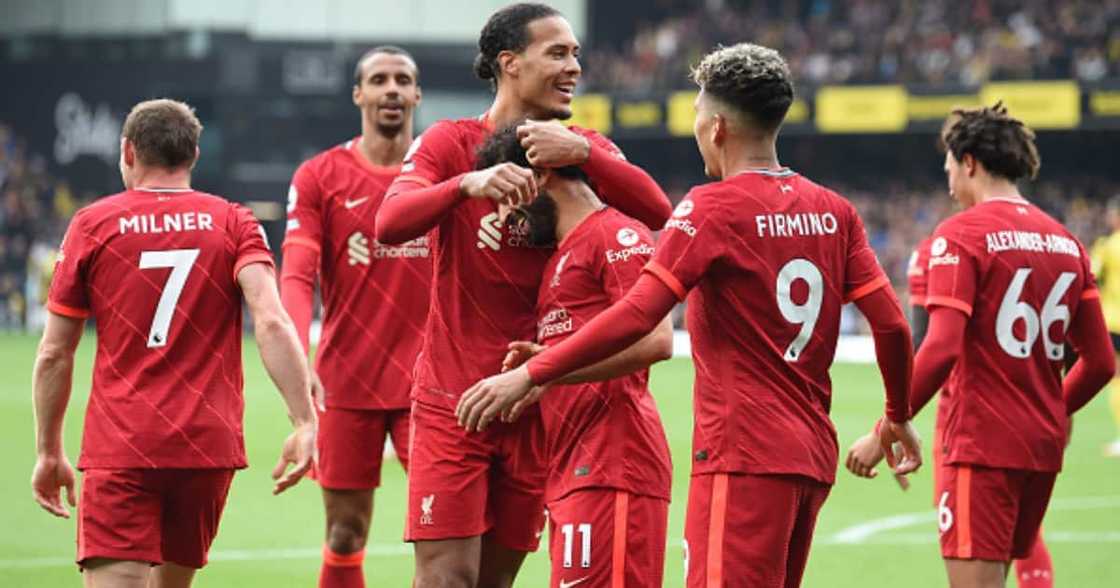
598 221 654 302
924 224 980 316
282 161 323 253
643 190 725 300
843 206 890 303
231 204 275 279
47 212 92 318
395 120 460 187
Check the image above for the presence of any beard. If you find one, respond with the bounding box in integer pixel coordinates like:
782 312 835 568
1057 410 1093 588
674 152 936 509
509 192 558 248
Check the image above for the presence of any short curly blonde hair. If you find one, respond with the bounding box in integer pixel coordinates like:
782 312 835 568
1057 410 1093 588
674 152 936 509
690 43 793 130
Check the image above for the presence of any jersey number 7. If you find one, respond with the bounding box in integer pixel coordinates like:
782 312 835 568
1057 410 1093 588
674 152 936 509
139 249 200 348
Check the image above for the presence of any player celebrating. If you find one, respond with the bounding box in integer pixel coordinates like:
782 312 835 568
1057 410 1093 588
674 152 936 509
1090 199 1120 457
474 125 674 587
280 46 428 588
374 4 672 586
31 99 316 588
901 103 1114 587
456 43 921 587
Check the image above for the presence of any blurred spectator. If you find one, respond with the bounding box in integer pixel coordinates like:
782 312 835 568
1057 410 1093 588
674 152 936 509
585 0 1120 92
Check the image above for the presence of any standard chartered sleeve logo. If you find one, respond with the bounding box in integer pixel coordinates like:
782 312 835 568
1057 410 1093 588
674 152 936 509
477 212 503 251
348 231 371 266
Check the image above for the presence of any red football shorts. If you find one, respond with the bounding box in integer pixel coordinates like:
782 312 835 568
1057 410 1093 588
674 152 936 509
684 472 830 588
546 489 668 588
405 398 547 551
936 463 1056 561
77 468 235 569
314 407 410 490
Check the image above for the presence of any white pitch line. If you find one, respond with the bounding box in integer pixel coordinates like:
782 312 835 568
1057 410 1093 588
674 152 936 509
824 495 1120 546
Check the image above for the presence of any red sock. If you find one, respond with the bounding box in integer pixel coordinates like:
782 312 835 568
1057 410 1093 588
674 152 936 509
1014 533 1053 588
319 545 365 588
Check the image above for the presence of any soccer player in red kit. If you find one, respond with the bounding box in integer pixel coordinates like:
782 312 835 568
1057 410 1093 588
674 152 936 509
457 43 922 588
374 4 672 585
474 126 674 587
902 103 1114 588
280 46 428 588
31 99 316 588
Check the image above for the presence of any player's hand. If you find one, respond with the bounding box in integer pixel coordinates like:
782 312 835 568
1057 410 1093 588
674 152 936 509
502 341 546 372
517 120 591 168
271 421 316 495
32 453 76 518
456 365 535 432
310 370 326 413
460 163 537 207
501 385 549 423
879 418 923 476
846 432 911 490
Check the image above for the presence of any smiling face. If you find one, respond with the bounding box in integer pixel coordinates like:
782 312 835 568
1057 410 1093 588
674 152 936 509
352 52 421 137
504 15 581 119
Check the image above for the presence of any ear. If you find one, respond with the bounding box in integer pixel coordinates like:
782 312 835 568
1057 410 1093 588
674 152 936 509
711 113 726 147
962 153 977 177
352 83 362 107
498 50 519 80
414 84 422 105
536 168 553 188
122 138 135 167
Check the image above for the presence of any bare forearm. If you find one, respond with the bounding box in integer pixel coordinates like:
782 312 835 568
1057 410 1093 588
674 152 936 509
255 315 315 426
33 354 74 456
555 317 673 384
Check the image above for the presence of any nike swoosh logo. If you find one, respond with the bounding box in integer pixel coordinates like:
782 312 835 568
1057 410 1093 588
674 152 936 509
344 197 370 209
559 578 589 588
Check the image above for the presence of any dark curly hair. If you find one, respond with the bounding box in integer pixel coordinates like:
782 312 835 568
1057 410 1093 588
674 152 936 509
690 43 794 131
475 120 587 183
940 102 1040 181
474 3 561 89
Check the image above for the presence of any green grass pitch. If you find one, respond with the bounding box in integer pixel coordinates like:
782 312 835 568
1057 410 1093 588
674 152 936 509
1 332 1117 586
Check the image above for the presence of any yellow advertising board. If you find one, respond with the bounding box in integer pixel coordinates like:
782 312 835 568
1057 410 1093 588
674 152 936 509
979 81 1080 129
816 85 908 132
567 94 612 134
908 94 981 121
1090 91 1120 117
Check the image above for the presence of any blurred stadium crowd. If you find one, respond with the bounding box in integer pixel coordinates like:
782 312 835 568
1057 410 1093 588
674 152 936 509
584 0 1120 92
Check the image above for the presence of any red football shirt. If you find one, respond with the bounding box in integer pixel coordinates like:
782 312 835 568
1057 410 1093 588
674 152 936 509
925 198 1097 472
283 139 431 409
48 189 274 469
535 208 672 503
907 236 933 307
388 117 627 405
643 170 889 484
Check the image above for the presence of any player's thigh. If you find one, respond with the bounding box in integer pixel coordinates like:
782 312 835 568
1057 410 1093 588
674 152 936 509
944 558 1009 588
683 473 804 588
317 407 392 490
159 469 235 569
78 469 163 568
387 407 411 472
547 489 668 588
1010 472 1057 559
937 463 1018 562
81 558 151 588
489 406 548 553
406 400 495 543
149 562 197 588
413 536 482 588
478 534 531 588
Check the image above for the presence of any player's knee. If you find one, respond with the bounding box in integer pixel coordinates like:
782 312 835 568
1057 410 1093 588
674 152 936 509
413 563 478 588
326 517 369 554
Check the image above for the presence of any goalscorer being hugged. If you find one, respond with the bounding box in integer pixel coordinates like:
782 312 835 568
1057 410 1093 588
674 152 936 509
280 46 429 588
375 3 672 586
32 99 316 588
